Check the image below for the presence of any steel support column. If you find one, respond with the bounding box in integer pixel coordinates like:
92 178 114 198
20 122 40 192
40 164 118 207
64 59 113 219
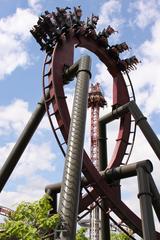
63 59 80 83
45 185 59 214
129 101 160 160
137 166 156 240
149 174 160 222
99 124 108 171
99 123 110 240
0 92 49 192
58 55 91 240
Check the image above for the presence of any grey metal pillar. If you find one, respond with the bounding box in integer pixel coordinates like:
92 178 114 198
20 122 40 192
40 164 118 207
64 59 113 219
58 55 91 240
99 123 110 240
137 166 156 240
99 124 108 171
45 187 58 214
149 174 160 222
129 101 160 160
99 102 129 124
0 92 49 192
104 160 153 182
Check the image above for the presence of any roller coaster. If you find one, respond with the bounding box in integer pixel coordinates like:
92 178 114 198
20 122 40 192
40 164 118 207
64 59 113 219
0 6 160 240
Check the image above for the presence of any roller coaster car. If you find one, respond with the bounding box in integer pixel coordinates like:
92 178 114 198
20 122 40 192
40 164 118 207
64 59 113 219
115 42 129 53
30 26 47 50
81 14 98 40
97 26 117 48
86 14 99 30
117 56 140 72
72 6 83 25
108 42 129 61
30 7 140 72
31 7 84 54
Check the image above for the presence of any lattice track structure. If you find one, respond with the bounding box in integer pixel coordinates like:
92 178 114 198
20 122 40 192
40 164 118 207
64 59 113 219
39 7 160 239
122 71 137 165
88 83 107 239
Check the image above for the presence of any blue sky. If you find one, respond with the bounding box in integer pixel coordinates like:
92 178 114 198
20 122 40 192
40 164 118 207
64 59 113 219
0 0 160 233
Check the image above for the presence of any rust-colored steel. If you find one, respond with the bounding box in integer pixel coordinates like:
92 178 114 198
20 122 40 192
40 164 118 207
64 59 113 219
88 83 107 169
88 83 107 239
0 206 13 217
44 28 160 238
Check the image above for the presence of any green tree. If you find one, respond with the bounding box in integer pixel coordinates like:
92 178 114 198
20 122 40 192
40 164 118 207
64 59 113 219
76 227 88 240
0 195 89 240
0 195 132 240
0 194 60 240
111 232 131 240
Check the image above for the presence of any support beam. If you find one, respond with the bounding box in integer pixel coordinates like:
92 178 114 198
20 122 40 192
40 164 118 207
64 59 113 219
137 166 156 240
99 124 108 171
104 160 153 183
128 101 160 161
58 55 91 240
0 92 49 192
149 174 160 222
45 177 89 195
99 123 110 240
99 102 129 125
45 160 153 195
45 183 59 214
63 59 80 84
100 100 160 163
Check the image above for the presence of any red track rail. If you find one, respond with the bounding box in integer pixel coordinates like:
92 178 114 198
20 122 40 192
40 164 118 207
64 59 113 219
44 28 160 238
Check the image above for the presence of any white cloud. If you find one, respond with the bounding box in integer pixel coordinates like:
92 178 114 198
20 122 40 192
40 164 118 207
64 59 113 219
0 34 29 80
98 0 125 29
0 8 38 40
130 19 160 116
0 140 56 212
0 101 57 212
27 0 42 13
0 142 56 179
0 175 51 210
129 0 160 29
0 98 51 136
0 190 38 210
140 20 160 61
15 142 56 178
0 99 31 136
0 8 38 80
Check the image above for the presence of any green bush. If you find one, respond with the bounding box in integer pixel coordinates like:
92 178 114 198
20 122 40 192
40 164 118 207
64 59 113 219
0 195 131 240
0 194 60 240
111 232 131 240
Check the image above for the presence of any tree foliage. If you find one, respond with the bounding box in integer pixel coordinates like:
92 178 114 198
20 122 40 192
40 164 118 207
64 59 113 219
0 194 132 240
0 195 89 240
76 227 88 240
0 194 60 240
111 232 131 240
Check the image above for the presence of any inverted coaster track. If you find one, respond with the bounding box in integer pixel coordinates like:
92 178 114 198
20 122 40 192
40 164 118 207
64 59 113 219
42 26 159 238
